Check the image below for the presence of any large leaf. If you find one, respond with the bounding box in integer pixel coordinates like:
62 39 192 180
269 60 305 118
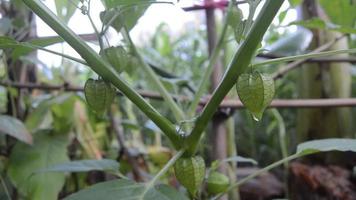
37 159 119 173
8 131 69 200
100 0 155 31
0 36 64 60
64 179 189 200
266 28 312 56
25 94 75 132
102 0 156 8
0 115 33 144
297 138 356 156
290 18 356 34
319 0 356 27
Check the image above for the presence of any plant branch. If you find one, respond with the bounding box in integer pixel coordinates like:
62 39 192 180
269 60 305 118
122 27 186 122
4 81 356 108
186 0 284 156
188 0 233 117
212 153 301 200
22 0 182 149
271 36 344 79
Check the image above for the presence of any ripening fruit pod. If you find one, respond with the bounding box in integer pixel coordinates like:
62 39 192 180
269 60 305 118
236 71 275 121
147 146 172 166
84 78 116 115
174 156 205 196
100 46 128 73
206 171 230 195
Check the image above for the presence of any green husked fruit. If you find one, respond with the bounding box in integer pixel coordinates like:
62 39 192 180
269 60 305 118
206 171 230 195
84 78 116 115
236 71 275 121
100 46 128 73
174 156 205 196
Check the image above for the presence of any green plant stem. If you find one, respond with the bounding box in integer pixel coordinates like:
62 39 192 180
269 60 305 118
123 27 186 122
212 153 301 200
25 43 87 65
87 0 104 50
187 1 233 118
22 0 182 149
253 48 356 67
0 174 11 200
141 149 184 197
186 0 284 156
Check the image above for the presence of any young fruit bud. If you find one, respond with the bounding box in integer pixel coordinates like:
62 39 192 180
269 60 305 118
206 171 230 195
100 46 128 73
236 71 275 121
174 156 205 196
84 78 116 115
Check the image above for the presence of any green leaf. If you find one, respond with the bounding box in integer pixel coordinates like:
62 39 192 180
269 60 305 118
37 159 119 173
8 130 69 200
100 0 155 31
64 179 189 200
319 0 356 27
290 18 356 34
297 138 356 156
0 115 33 144
288 0 302 7
55 0 80 23
103 0 156 8
0 36 64 60
221 156 257 165
25 94 75 132
236 71 275 121
266 28 312 56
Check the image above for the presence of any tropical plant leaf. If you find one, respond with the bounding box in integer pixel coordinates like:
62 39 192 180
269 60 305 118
37 159 119 173
290 18 356 34
0 36 64 60
8 130 69 200
297 138 356 156
0 115 33 144
64 179 189 200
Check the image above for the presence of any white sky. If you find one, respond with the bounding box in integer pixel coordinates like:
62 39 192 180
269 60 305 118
36 0 296 67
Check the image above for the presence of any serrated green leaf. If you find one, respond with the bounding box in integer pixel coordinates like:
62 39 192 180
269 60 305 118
0 115 32 144
8 131 69 200
297 138 356 156
37 159 119 173
64 179 189 200
236 71 275 121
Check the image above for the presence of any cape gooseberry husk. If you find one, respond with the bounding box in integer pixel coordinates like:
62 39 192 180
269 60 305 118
206 171 230 195
174 156 205 196
147 146 172 166
236 71 275 121
84 78 116 115
100 46 128 73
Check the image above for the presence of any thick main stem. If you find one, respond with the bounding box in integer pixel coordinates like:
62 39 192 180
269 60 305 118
186 0 285 156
